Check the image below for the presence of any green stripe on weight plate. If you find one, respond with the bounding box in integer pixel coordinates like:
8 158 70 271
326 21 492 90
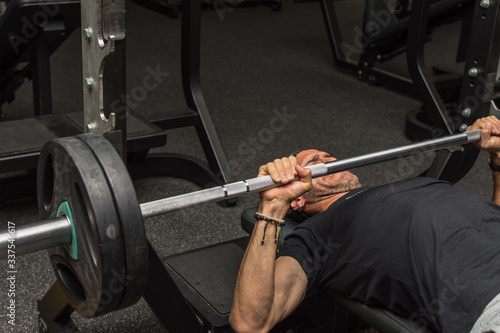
56 201 77 260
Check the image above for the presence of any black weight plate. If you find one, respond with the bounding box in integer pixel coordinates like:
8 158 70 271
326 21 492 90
37 137 125 317
76 133 148 310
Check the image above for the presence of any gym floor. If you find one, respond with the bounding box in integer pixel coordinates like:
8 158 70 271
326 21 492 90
0 1 494 332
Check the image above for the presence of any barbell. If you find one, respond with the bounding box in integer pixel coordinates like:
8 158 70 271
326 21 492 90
0 129 481 318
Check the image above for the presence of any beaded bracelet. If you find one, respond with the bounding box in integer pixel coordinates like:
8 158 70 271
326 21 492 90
254 213 285 250
254 212 285 226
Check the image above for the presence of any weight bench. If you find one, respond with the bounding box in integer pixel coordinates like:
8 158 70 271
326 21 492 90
240 207 435 333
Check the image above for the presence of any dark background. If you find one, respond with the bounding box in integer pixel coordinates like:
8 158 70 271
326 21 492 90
0 1 493 331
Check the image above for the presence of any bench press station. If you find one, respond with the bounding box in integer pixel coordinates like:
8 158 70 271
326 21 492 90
0 127 482 332
1 0 500 332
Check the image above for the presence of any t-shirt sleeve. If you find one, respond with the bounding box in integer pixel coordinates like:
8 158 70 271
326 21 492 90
278 226 322 293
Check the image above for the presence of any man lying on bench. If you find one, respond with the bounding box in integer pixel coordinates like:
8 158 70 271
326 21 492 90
230 116 500 333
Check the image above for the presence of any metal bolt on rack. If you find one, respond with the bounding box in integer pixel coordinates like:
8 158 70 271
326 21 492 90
84 77 93 90
83 27 92 41
481 0 490 9
468 67 478 77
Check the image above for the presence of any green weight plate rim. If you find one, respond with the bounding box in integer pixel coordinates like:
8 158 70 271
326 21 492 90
56 201 78 260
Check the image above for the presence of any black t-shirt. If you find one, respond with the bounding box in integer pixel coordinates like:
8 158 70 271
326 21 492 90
278 177 500 333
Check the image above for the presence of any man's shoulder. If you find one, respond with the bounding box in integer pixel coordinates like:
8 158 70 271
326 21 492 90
295 178 455 229
367 177 454 197
387 176 452 188
328 177 452 208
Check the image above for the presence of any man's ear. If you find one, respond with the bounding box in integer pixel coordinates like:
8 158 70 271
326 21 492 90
291 197 305 212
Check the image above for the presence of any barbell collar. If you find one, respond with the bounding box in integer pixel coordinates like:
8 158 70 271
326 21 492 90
140 129 481 218
0 216 71 260
0 129 481 258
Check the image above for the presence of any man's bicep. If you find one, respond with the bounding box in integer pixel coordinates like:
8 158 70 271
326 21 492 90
269 256 308 325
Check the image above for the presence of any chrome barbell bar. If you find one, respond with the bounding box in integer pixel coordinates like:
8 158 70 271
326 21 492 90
0 129 482 259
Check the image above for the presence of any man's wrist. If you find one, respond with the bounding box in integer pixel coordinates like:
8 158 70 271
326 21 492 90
258 199 290 219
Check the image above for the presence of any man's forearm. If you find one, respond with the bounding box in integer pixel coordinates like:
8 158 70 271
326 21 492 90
230 200 289 332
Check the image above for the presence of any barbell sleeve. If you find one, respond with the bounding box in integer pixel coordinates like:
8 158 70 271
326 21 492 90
139 129 481 218
0 217 72 260
0 129 481 259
